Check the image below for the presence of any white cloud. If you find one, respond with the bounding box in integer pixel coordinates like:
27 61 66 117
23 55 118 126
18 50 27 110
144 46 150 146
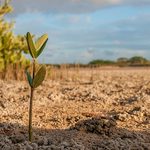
9 0 150 15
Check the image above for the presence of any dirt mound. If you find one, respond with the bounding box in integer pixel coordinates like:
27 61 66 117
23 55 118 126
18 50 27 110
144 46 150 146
70 117 116 135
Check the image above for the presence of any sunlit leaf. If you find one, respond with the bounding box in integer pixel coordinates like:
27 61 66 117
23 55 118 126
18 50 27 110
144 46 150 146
35 34 48 58
32 65 46 88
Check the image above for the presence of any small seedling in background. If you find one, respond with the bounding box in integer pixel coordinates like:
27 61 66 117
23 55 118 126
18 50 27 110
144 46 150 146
25 32 48 142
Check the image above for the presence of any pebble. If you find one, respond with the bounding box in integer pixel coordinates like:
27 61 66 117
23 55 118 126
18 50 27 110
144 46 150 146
26 144 33 150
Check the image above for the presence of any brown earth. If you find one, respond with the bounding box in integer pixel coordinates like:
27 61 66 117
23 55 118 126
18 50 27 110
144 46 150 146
0 68 150 150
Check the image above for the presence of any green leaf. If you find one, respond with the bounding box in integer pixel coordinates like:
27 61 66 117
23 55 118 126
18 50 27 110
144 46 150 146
26 32 36 58
32 65 46 88
25 70 33 87
36 39 48 58
35 34 48 58
35 34 48 50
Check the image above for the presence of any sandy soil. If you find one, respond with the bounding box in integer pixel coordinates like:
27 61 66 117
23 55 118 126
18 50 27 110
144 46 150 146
0 68 150 150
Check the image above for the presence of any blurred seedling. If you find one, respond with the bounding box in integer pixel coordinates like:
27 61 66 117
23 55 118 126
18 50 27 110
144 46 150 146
25 32 48 142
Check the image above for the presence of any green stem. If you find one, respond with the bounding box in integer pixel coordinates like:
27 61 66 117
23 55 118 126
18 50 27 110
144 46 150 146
29 58 36 142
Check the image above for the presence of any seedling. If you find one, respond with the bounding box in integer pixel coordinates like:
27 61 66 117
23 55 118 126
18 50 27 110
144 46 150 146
25 32 48 142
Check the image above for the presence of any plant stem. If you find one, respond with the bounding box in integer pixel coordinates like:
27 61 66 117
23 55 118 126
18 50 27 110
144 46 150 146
29 59 36 142
29 87 34 142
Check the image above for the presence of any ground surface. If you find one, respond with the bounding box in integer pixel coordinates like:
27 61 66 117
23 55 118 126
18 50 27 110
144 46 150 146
0 68 150 150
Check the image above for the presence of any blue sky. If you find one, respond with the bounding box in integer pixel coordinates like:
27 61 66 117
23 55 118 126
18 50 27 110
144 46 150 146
6 0 150 64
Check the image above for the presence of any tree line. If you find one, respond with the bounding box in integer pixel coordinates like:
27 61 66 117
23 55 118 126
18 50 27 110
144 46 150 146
89 56 150 67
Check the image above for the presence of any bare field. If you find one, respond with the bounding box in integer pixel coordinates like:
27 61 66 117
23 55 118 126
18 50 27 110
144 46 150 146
0 68 150 149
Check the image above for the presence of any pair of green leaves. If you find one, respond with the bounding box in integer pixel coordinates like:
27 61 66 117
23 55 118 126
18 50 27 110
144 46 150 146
26 32 48 88
26 32 48 58
26 65 46 88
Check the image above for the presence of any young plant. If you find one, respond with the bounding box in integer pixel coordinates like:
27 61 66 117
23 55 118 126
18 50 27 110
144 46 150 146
25 32 48 142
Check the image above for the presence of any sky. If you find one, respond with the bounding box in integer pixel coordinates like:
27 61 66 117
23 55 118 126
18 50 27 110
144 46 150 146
5 0 150 64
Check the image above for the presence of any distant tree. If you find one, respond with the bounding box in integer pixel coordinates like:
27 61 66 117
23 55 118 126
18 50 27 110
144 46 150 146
0 0 29 78
117 57 129 67
117 57 128 62
128 56 149 66
89 59 115 66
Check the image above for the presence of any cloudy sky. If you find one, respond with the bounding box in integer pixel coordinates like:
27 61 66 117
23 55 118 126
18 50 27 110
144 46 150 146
5 0 150 63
